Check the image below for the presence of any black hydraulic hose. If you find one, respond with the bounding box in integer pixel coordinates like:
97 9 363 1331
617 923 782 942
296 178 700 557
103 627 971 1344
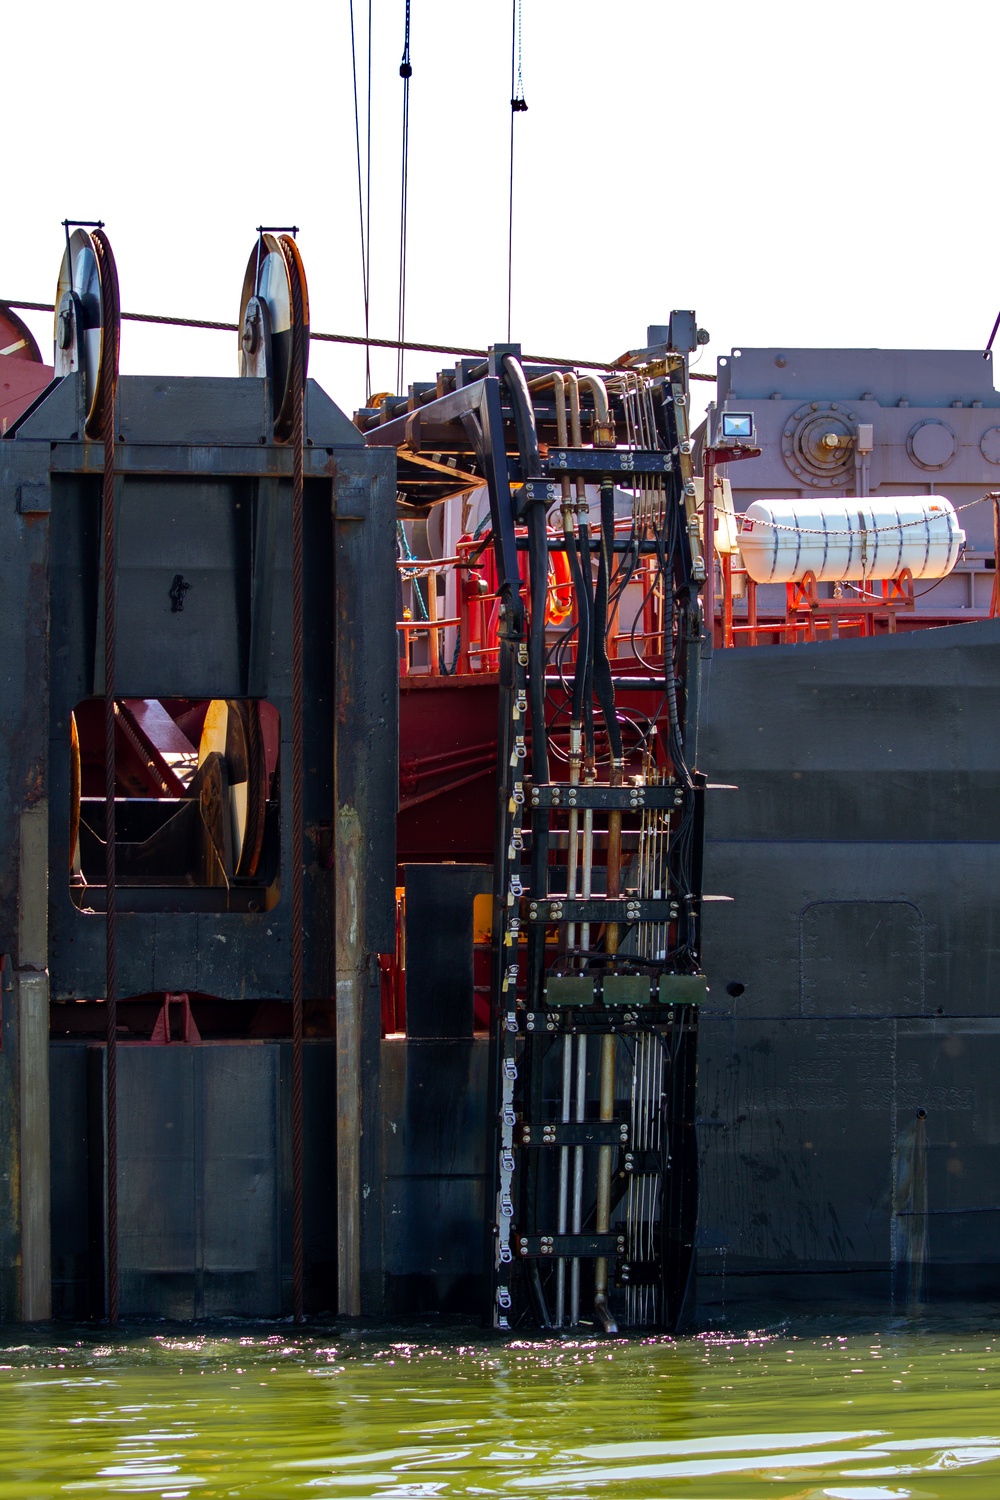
593 480 623 762
578 516 596 760
501 353 541 472
502 354 548 782
526 499 550 783
657 499 691 785
564 520 589 723
661 535 681 743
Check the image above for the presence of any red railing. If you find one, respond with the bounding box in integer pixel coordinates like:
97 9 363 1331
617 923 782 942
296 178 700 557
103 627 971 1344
397 524 671 678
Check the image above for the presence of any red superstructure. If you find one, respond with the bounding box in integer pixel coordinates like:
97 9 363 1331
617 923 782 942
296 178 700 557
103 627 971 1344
0 301 53 431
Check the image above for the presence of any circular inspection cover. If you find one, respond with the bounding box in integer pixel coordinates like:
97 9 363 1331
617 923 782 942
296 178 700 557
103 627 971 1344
782 402 858 487
981 427 1000 464
907 419 956 470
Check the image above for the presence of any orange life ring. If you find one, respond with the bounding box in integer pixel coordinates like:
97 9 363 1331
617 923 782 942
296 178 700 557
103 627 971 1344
546 546 573 625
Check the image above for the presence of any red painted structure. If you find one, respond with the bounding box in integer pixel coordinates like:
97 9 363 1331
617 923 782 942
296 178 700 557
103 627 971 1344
0 302 53 431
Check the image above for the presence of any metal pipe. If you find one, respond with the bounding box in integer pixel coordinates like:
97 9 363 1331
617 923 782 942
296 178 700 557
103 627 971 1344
548 372 580 709
595 750 623 1334
605 760 624 952
566 371 591 569
703 457 716 644
555 1030 573 1327
577 373 612 442
543 674 667 690
527 370 567 399
427 568 440 676
593 1031 619 1334
566 724 582 951
548 370 591 734
396 554 465 570
570 1030 587 1325
528 369 610 434
566 371 597 762
580 797 594 955
549 372 569 451
543 371 587 953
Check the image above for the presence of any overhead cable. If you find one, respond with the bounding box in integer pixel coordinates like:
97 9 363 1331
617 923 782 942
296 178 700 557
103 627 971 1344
349 0 372 398
397 0 413 395
3 299 716 377
507 0 528 342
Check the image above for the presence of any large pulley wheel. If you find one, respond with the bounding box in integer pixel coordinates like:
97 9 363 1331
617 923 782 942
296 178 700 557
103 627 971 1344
53 228 120 438
238 233 310 440
198 700 269 879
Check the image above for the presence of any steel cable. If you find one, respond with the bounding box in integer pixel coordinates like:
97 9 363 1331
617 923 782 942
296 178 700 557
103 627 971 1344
396 1 412 395
4 299 691 376
285 238 307 1325
507 0 527 341
349 0 372 399
93 229 121 1326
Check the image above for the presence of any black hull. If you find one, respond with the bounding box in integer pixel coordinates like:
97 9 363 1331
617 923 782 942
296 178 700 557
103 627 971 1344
699 620 1000 1307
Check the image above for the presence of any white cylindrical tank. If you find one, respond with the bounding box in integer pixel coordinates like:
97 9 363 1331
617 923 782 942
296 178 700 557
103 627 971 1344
738 497 965 584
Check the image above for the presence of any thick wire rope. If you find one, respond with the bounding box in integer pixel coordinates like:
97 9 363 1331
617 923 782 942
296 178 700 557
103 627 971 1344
5 299 676 375
94 229 121 1326
507 0 527 341
349 0 372 399
366 2 372 390
287 244 308 1325
396 1 412 395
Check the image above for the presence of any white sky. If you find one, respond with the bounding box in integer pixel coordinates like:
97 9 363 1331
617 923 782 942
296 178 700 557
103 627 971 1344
5 0 997 429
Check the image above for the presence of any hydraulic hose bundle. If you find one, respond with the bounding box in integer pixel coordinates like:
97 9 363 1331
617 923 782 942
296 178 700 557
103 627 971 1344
490 350 704 1335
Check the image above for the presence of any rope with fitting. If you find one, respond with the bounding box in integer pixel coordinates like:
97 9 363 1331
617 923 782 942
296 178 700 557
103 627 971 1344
288 245 307 1326
397 1 412 395
93 228 121 1328
507 0 527 342
348 0 372 399
4 298 716 375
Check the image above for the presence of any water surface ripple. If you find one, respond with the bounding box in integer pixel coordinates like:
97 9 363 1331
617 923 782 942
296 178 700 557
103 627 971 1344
1 1313 998 1498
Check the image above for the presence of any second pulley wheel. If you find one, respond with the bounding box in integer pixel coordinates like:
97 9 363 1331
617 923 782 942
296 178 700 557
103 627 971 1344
198 700 269 880
238 233 309 441
53 227 120 438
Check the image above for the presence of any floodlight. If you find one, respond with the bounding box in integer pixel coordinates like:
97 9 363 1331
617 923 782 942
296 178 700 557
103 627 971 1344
721 412 755 442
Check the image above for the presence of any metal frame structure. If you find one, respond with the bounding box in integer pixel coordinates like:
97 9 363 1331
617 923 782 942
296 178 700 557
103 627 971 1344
365 334 707 1330
0 250 397 1320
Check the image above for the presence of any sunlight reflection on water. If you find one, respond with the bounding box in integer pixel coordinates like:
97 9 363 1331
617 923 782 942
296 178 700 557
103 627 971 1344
0 1312 997 1498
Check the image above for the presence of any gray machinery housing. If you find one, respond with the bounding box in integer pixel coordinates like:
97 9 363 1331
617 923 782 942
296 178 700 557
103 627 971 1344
697 347 1000 1311
0 370 396 1320
711 346 1000 616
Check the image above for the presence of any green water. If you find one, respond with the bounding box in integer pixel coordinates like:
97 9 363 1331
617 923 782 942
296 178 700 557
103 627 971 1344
2 1316 999 1498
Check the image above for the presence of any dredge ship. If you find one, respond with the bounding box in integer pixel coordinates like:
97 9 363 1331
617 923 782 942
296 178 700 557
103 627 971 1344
0 230 997 1330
